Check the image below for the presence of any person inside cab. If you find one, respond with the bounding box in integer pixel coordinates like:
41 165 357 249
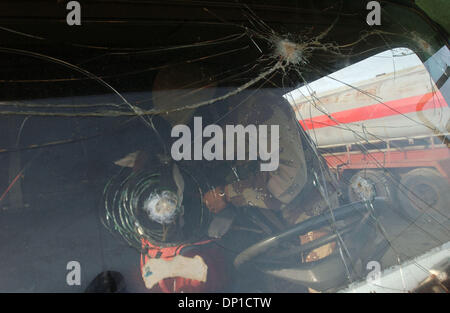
113 62 340 292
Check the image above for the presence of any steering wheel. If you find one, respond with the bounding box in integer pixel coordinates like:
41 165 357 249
234 200 379 291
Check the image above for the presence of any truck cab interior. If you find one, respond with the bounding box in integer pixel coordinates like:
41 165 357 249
0 0 448 293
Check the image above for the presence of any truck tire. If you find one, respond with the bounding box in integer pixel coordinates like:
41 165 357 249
348 170 396 204
398 168 450 221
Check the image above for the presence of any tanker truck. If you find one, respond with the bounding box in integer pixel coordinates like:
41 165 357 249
288 47 450 220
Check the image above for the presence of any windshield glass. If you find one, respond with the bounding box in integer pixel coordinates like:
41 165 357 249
0 0 448 293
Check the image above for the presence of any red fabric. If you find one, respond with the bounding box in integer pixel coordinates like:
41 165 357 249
140 238 231 293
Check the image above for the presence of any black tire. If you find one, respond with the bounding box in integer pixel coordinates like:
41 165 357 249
347 170 397 204
398 168 450 221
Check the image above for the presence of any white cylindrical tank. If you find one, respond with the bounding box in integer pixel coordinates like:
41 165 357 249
291 63 449 148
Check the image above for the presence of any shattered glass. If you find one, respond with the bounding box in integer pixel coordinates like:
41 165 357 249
0 0 448 293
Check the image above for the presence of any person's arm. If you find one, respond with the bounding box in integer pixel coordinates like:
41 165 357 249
203 171 284 212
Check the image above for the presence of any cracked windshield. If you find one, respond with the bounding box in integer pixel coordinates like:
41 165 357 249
0 0 449 294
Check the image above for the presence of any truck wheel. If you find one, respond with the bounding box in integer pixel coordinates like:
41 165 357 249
348 170 396 204
398 168 450 221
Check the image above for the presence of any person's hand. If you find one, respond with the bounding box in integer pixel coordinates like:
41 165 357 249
203 187 227 213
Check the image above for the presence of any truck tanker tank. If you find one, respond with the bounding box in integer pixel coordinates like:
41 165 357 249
292 63 449 148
